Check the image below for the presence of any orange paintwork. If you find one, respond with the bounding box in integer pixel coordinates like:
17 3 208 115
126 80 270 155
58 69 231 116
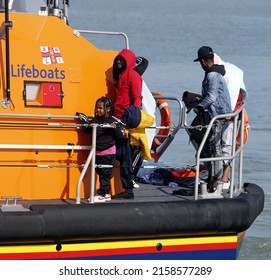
0 13 121 199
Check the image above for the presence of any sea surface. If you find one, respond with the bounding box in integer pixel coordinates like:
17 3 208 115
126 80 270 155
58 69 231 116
69 0 271 259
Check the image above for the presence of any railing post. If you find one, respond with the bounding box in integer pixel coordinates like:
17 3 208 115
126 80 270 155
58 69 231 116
75 124 97 204
75 148 95 204
229 113 238 198
89 124 97 203
238 108 245 192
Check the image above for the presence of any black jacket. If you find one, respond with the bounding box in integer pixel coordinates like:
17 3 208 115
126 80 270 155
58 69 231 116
90 116 124 151
182 91 211 143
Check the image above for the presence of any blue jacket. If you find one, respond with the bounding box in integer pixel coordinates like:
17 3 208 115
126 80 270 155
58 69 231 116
122 105 141 128
199 64 232 117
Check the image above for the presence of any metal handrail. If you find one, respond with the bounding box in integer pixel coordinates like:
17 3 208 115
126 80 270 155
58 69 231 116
0 112 91 120
194 103 247 200
76 124 115 204
152 96 184 160
0 112 93 129
76 124 97 204
0 144 91 150
74 29 129 49
0 100 247 201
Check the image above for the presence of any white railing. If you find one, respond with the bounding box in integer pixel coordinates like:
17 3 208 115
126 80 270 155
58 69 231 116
74 29 129 49
193 104 247 200
0 104 247 202
76 123 115 204
76 124 97 204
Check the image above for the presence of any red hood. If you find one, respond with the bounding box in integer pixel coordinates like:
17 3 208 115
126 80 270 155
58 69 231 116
118 49 136 73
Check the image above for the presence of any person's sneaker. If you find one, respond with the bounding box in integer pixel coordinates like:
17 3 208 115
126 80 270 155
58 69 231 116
222 180 230 189
88 194 111 203
132 180 140 189
94 195 106 203
111 192 134 200
216 179 230 190
103 194 111 201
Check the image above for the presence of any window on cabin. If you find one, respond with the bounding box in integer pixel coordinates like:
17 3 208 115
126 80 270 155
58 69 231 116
23 81 64 108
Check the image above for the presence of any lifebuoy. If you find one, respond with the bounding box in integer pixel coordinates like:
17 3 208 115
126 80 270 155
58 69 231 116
236 108 250 148
151 92 171 152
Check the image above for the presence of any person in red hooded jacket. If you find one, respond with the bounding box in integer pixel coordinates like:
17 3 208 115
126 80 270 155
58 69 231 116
112 49 143 199
113 49 143 119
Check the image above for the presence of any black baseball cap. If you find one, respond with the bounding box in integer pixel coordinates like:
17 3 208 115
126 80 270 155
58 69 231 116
194 46 214 62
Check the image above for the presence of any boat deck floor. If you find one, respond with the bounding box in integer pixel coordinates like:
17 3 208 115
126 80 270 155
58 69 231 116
0 183 195 210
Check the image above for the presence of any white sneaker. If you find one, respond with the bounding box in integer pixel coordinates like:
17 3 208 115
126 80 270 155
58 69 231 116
216 180 230 190
223 181 230 190
103 194 111 201
132 180 140 189
88 194 111 203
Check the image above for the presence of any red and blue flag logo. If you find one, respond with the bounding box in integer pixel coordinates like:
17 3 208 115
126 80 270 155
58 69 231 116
40 46 64 65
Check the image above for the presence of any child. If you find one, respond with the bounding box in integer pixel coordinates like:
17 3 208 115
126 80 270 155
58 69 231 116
89 96 124 202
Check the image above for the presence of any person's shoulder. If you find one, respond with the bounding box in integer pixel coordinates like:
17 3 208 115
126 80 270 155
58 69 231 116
129 69 142 79
105 116 115 123
207 71 223 79
90 116 97 123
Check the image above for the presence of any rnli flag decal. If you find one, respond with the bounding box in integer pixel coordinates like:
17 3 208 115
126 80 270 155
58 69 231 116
40 46 64 65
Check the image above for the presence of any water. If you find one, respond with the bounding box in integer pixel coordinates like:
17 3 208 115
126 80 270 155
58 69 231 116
69 0 271 259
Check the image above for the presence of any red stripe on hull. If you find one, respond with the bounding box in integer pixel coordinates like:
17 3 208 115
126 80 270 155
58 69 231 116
0 242 237 260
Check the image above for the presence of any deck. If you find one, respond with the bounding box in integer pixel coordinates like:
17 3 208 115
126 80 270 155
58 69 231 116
0 182 194 210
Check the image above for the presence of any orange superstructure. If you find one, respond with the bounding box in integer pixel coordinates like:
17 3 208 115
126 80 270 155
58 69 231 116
0 12 118 199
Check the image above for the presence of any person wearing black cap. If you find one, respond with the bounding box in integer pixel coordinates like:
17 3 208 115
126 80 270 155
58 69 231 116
193 46 232 191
